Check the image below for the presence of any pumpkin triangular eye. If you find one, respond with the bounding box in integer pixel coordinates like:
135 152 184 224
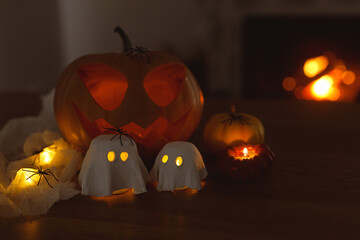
77 63 128 111
143 63 186 107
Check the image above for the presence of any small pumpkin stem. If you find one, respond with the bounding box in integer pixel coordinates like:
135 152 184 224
114 26 133 53
230 105 236 114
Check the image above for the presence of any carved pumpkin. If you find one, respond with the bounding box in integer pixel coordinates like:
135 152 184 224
203 107 264 154
217 144 274 181
54 27 203 158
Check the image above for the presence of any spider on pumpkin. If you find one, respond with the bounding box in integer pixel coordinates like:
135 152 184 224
22 165 59 188
103 127 135 146
114 26 152 64
219 105 251 126
126 45 153 64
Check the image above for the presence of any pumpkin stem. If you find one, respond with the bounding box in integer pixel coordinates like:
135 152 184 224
114 26 133 53
230 105 236 113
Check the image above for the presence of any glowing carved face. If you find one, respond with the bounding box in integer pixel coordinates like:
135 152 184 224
150 141 207 191
79 134 150 196
54 52 204 158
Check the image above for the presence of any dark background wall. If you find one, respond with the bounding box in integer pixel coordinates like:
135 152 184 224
2 0 360 98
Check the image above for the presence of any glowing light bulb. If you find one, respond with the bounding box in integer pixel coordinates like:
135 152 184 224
42 151 51 163
39 145 56 164
18 168 40 187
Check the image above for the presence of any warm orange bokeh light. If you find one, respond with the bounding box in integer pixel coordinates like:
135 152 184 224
282 77 296 91
285 53 359 102
342 71 356 85
311 75 333 99
303 56 329 78
328 87 340 101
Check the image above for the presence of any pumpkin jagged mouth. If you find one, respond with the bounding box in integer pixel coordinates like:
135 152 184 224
73 104 190 149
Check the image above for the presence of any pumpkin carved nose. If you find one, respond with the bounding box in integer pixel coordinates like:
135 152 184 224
143 63 186 107
77 63 128 111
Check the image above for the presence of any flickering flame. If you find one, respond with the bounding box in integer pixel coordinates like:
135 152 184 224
243 147 248 157
303 56 329 78
311 75 333 99
228 146 256 161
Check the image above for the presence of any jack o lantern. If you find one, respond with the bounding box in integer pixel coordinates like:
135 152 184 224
54 26 203 158
203 106 264 154
217 144 274 181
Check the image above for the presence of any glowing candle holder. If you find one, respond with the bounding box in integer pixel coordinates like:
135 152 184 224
230 146 257 161
217 144 275 181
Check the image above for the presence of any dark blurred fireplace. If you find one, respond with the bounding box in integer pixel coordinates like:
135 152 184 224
242 15 360 100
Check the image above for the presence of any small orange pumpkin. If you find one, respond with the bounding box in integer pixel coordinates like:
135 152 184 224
203 106 264 154
217 144 274 181
54 27 203 158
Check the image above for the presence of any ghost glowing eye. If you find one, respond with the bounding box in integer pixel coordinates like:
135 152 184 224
175 156 183 166
120 152 128 161
107 151 116 162
162 155 168 163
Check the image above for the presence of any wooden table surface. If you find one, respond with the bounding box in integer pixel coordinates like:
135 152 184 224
1 93 360 239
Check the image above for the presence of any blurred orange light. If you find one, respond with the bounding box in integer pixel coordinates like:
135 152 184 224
328 87 340 101
282 77 297 91
303 56 329 78
342 71 356 85
311 75 333 99
294 86 304 99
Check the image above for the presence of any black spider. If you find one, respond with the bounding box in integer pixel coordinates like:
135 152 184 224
103 127 135 146
114 26 152 64
126 46 153 64
22 165 59 188
220 113 250 126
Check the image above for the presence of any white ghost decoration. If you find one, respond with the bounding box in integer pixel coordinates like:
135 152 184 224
150 141 207 191
79 134 150 196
